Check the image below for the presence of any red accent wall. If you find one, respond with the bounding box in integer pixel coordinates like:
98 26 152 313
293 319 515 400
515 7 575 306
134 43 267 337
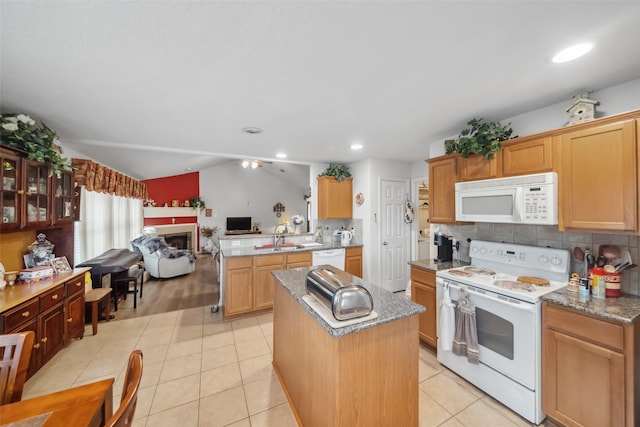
142 172 200 226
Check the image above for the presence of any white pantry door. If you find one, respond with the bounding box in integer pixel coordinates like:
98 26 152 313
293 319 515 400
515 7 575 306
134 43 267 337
380 178 409 292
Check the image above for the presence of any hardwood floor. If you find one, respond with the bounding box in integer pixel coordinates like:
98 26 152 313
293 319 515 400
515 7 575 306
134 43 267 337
109 254 219 320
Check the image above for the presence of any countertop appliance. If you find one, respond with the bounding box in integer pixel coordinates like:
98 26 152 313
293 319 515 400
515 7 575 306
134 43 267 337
455 172 558 224
312 248 346 270
306 267 373 320
436 240 570 424
434 232 453 263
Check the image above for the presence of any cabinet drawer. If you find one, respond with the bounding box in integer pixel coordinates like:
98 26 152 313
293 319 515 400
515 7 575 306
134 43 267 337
40 285 65 312
2 298 39 332
286 251 312 264
254 254 285 266
543 303 624 351
410 268 435 287
227 257 253 269
65 276 85 297
346 246 362 257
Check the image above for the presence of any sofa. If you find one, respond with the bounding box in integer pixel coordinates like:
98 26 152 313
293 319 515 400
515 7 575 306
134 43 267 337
130 235 195 279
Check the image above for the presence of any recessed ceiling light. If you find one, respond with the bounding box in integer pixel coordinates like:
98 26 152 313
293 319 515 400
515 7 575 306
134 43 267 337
243 127 263 134
552 43 593 63
350 143 364 150
276 152 287 159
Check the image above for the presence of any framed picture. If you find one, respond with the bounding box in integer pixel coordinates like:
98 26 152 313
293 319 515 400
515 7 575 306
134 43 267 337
51 256 72 274
171 200 179 207
23 254 35 269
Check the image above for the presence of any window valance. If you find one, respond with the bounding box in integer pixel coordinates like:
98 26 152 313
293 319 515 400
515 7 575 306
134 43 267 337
72 158 147 200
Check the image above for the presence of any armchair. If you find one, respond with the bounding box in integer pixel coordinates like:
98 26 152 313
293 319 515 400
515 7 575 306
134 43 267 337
131 235 195 279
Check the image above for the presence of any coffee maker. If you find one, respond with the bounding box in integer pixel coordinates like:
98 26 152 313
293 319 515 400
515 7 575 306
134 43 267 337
434 232 453 263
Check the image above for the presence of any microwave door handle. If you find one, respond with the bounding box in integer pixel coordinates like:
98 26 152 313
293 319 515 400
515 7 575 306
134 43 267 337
445 282 536 312
514 188 524 222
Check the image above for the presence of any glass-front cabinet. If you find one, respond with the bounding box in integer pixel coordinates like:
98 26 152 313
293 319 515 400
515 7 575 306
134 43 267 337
1 148 20 231
53 169 74 224
24 159 51 228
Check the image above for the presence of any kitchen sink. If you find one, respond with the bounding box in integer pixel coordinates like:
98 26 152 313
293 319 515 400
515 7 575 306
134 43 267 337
254 246 301 253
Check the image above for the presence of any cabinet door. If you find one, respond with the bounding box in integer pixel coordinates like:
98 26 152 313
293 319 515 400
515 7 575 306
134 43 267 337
457 154 500 182
543 328 625 427
52 169 75 224
1 148 21 231
318 177 353 219
560 119 637 231
502 137 554 176
11 318 40 379
225 258 253 316
345 247 363 278
38 304 65 366
65 292 85 343
254 255 285 310
24 159 52 228
411 268 437 348
427 157 457 224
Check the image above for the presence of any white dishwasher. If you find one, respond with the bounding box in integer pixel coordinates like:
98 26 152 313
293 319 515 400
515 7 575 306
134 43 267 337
312 248 346 270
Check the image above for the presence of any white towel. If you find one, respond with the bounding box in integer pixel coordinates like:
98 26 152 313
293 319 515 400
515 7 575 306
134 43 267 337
439 284 455 351
452 288 479 364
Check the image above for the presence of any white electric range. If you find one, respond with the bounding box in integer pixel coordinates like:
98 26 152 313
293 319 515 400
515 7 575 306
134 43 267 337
436 240 570 424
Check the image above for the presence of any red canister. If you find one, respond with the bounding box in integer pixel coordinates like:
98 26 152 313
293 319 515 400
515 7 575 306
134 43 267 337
605 271 621 297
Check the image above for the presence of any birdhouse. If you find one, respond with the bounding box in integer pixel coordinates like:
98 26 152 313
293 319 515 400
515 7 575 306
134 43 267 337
566 91 599 125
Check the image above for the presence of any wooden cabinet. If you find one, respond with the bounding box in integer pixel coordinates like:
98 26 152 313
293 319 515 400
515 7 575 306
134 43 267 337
501 136 555 176
456 154 500 182
254 254 285 310
286 251 312 269
224 257 254 316
65 275 86 343
345 246 363 278
559 119 637 231
542 302 638 427
317 176 352 219
39 302 65 366
411 267 437 348
1 146 75 233
427 156 457 224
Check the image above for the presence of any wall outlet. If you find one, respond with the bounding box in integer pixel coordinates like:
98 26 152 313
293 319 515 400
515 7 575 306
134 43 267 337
305 235 313 241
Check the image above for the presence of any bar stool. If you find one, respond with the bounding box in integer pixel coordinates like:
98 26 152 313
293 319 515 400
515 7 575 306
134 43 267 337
112 267 144 309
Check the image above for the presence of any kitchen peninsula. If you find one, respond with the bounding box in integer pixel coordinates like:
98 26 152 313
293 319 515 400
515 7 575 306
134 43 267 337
271 267 424 426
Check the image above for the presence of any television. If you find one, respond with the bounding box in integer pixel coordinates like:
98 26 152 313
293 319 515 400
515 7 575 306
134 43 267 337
226 216 251 232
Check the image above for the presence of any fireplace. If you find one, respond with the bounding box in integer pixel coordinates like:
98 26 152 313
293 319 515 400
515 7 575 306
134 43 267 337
163 232 191 250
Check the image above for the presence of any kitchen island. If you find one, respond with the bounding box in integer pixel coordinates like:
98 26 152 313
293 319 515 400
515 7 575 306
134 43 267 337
271 267 424 426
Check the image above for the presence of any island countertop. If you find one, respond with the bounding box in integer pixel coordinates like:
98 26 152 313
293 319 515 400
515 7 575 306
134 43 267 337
271 266 425 337
221 242 363 258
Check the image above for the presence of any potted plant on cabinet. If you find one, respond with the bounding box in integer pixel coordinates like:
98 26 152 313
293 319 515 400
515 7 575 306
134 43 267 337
444 118 516 159
318 163 351 181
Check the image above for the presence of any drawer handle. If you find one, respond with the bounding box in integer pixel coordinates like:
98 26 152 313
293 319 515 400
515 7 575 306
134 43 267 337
33 343 40 349
67 317 73 323
41 337 48 343
22 311 30 317
52 294 59 300
75 282 82 287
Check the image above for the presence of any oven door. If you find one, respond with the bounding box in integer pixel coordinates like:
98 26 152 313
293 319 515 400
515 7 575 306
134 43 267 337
436 278 539 390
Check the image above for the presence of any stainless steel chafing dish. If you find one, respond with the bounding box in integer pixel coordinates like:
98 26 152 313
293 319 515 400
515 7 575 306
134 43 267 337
305 268 373 320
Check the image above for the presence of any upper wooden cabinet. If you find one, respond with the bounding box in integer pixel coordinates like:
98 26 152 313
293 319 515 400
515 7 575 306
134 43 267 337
456 154 500 182
559 119 637 231
501 136 555 176
1 147 75 233
427 157 457 224
317 176 352 219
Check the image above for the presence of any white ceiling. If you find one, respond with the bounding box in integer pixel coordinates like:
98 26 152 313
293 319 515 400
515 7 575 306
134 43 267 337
2 1 640 180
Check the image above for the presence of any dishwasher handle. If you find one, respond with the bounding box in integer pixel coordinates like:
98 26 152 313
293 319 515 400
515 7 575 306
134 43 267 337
314 249 345 257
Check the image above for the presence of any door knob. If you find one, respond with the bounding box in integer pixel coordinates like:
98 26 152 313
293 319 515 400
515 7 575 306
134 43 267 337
383 241 389 245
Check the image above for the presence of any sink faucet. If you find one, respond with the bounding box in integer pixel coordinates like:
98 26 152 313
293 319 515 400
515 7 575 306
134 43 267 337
274 224 287 247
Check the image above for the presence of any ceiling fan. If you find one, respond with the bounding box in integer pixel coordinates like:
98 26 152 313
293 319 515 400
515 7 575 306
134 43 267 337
239 159 273 169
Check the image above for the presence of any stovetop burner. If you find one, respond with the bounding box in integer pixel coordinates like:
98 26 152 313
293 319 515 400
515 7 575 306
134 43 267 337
463 266 495 276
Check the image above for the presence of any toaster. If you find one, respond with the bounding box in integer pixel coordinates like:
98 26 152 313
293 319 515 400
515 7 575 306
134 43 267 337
305 268 373 320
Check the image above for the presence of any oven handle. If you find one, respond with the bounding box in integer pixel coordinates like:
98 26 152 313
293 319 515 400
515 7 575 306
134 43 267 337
441 281 536 313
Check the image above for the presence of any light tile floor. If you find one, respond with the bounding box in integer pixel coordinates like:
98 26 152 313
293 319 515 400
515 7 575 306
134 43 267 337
23 306 555 426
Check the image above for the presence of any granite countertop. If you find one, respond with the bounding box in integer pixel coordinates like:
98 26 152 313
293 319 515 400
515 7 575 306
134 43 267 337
542 288 640 324
408 259 470 272
271 266 425 337
221 242 363 258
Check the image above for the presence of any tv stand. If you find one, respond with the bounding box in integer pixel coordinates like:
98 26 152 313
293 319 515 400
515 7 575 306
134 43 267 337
224 230 262 235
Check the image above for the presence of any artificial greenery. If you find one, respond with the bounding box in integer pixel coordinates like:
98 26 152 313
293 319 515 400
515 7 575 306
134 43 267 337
318 163 352 182
189 196 206 210
0 114 71 178
444 118 516 159
200 225 218 237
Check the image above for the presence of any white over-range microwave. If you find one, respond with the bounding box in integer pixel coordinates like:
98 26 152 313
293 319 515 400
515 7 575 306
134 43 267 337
454 172 558 224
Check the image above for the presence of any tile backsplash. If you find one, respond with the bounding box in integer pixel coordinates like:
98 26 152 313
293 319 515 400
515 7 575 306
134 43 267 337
436 223 640 296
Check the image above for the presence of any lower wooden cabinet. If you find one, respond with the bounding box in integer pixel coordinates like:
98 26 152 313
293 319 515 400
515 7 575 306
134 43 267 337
345 246 363 278
411 266 437 348
254 254 285 310
65 275 86 343
542 302 638 427
285 251 312 269
224 257 254 316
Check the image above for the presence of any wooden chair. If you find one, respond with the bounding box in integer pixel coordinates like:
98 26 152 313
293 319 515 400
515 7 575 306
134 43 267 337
84 287 113 335
0 331 35 405
105 350 143 427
